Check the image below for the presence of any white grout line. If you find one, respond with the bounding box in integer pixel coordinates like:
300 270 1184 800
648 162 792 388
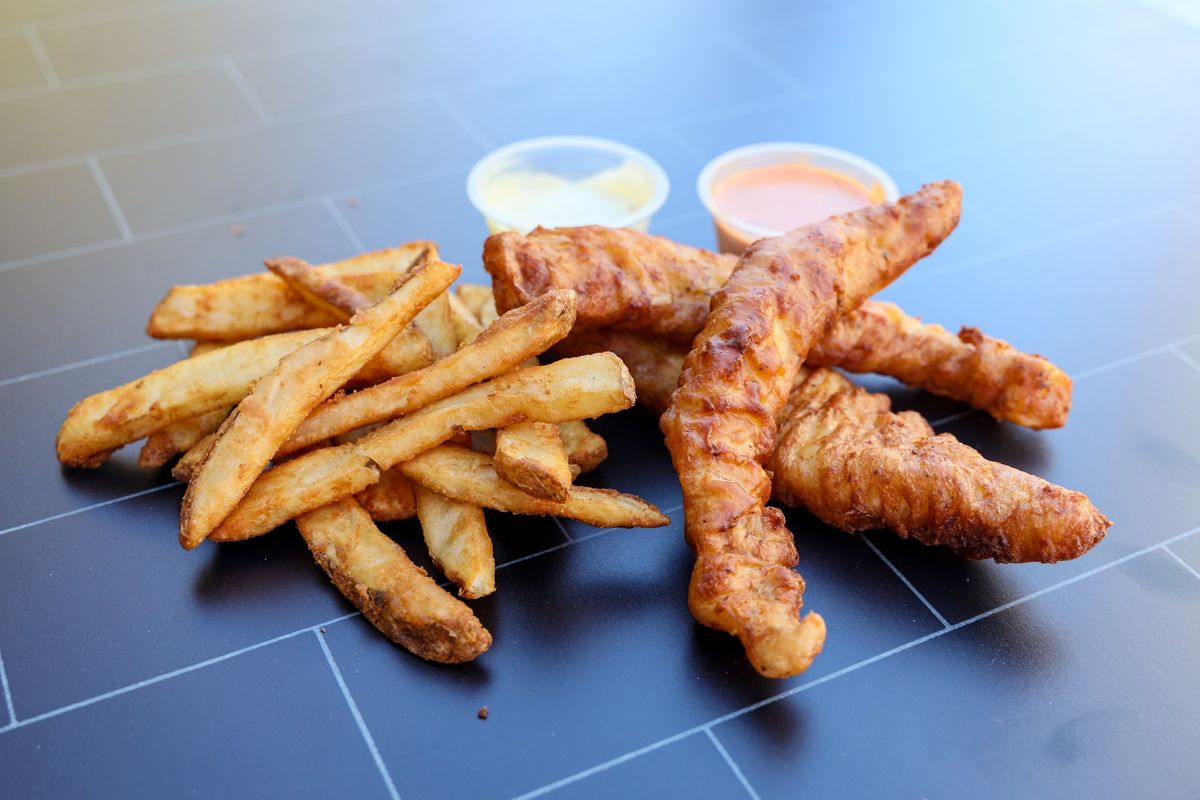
315 631 402 800
551 517 574 542
21 25 61 90
514 526 1200 799
0 642 17 726
928 408 976 429
220 57 274 126
719 35 811 100
860 535 950 628
430 90 495 152
0 611 359 733
1169 344 1200 376
322 195 368 252
0 340 175 388
86 154 133 240
1162 546 1200 582
0 483 179 538
705 728 762 800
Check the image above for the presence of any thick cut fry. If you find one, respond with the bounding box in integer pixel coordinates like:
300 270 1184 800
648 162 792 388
297 497 491 663
180 259 460 548
494 421 574 502
280 290 578 456
172 432 214 482
447 291 484 343
456 283 492 319
557 419 607 474
145 245 434 343
414 485 495 598
478 293 499 327
489 225 1071 429
265 255 437 386
265 256 373 319
139 407 230 468
402 446 668 528
57 329 326 468
555 330 685 416
356 467 417 521
662 182 962 678
770 368 1109 563
147 243 434 340
210 353 636 541
414 291 457 359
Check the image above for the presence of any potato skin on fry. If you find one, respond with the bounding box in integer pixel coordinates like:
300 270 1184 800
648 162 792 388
181 260 460 548
207 353 638 541
147 243 433 341
280 290 579 456
494 421 573 502
401 446 668 529
297 498 491 664
415 485 495 599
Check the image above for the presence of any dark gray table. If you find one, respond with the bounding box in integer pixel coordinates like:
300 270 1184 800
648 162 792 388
2 1 1199 797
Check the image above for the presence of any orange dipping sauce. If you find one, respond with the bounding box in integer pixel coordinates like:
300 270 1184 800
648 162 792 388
710 163 886 253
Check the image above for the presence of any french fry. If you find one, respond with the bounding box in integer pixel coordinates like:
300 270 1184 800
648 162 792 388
147 243 434 340
265 256 373 320
478 292 499 326
494 421 573 502
447 291 484 343
356 467 417 521
139 407 230 469
172 432 214 482
267 255 437 386
57 328 326 468
297 497 491 663
414 292 457 359
279 290 578 456
180 259 461 549
209 353 636 541
414 485 495 599
557 420 608 474
455 283 492 319
401 446 669 528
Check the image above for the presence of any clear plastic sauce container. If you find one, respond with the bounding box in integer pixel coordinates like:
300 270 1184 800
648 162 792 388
467 136 669 234
698 143 898 254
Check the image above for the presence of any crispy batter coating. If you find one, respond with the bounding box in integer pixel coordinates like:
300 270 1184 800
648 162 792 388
489 225 1070 429
485 224 728 343
661 182 962 678
814 301 1071 429
771 368 1109 562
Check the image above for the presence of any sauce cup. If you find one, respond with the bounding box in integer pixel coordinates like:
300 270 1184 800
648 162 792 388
698 143 898 253
467 136 669 234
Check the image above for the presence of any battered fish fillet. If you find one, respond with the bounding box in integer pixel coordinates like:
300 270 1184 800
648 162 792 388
771 368 1110 562
487 226 1069 429
554 332 1109 562
661 181 962 678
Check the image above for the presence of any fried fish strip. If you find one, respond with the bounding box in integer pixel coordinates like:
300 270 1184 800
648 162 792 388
489 225 1069 428
661 182 962 678
770 367 1109 563
297 497 491 663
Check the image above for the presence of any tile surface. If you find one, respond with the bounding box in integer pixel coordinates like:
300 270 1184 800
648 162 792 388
0 67 257 170
0 204 347 380
100 96 484 233
0 163 123 264
0 634 392 799
323 520 939 798
2 1 1199 797
714 552 1200 799
0 486 349 717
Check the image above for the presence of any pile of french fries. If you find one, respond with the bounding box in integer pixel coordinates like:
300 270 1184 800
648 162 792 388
55 244 669 664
